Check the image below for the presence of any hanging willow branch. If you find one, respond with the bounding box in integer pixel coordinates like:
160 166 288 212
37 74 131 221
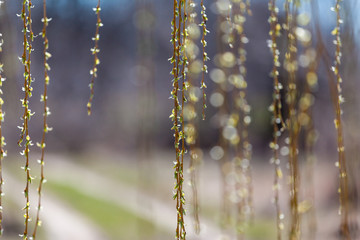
268 0 284 239
0 14 6 236
229 0 253 237
331 0 350 238
18 0 35 239
179 1 188 239
87 0 103 115
170 0 187 239
211 0 232 228
185 0 201 234
200 0 209 120
32 0 52 238
283 0 301 239
297 7 319 239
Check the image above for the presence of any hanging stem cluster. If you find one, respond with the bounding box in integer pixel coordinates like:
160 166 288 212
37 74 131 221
268 0 284 239
170 0 188 239
0 16 6 236
179 1 188 238
32 0 52 238
200 0 209 120
240 3 253 221
297 7 319 239
184 0 201 234
230 0 253 237
283 1 301 239
211 0 232 227
210 0 254 235
331 0 350 238
18 0 35 239
87 0 103 115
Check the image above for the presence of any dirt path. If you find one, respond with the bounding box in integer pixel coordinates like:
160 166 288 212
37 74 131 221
4 172 108 240
46 154 225 240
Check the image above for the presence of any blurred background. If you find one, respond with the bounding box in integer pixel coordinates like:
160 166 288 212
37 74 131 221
0 0 359 239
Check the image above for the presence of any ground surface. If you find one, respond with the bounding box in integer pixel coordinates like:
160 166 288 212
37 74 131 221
1 149 358 239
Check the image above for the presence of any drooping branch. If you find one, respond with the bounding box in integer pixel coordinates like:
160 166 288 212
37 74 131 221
268 0 285 239
18 1 35 239
87 0 103 115
0 3 6 236
32 0 53 238
331 0 351 238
